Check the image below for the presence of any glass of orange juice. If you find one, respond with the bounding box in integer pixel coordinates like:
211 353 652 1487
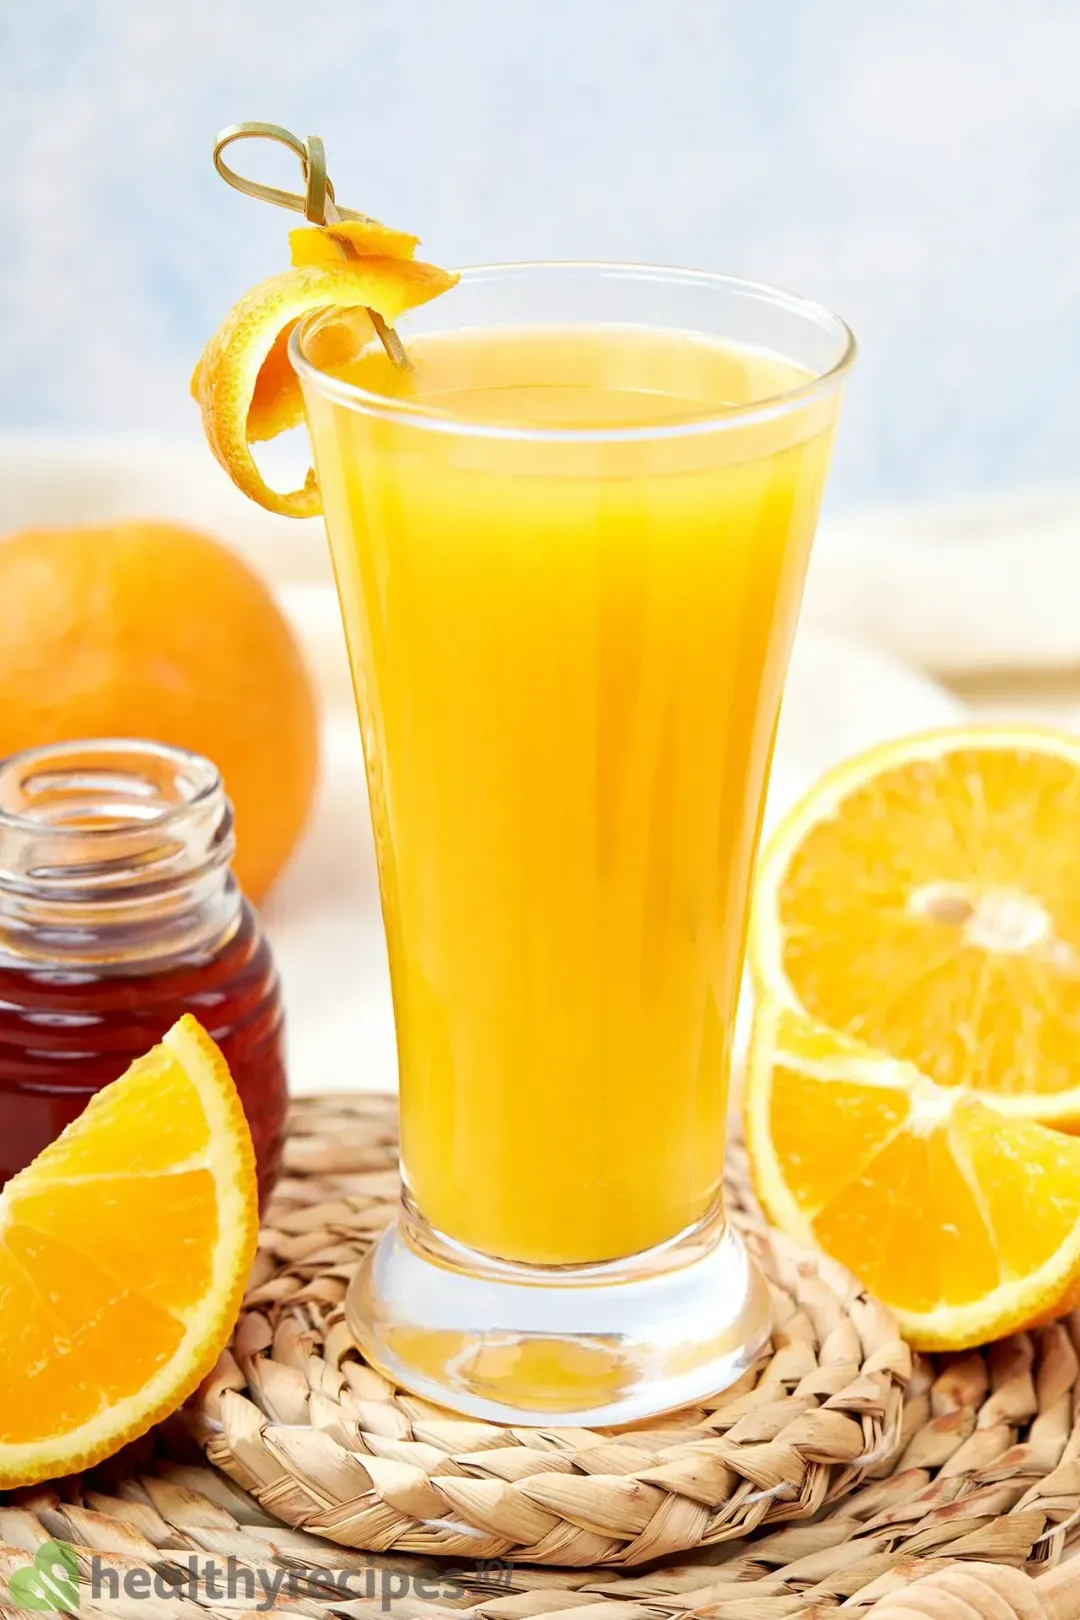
292 264 854 1424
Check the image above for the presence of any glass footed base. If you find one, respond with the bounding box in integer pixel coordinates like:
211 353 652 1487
345 1199 772 1427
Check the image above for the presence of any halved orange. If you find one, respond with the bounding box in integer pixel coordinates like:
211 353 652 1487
0 1015 258 1485
751 726 1080 1129
746 1004 1080 1349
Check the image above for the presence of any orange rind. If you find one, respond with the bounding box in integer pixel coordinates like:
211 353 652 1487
288 218 419 265
192 219 457 517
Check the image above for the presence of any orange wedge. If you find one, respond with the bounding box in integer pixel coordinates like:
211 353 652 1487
746 1004 1080 1349
0 1015 258 1486
751 726 1080 1129
192 218 458 517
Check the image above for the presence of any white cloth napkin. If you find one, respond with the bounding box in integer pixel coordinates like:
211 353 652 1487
802 484 1080 674
4 436 1076 1093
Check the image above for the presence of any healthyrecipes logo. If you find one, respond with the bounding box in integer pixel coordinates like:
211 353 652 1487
5 1542 513 1612
6 1543 79 1612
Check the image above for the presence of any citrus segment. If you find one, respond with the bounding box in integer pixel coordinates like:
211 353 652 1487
0 1015 258 1484
8 1172 217 1315
192 256 458 517
768 1066 910 1218
752 727 1080 1127
22 1045 210 1179
811 1114 1002 1317
0 1228 186 1442
746 1004 1080 1349
955 1107 1080 1277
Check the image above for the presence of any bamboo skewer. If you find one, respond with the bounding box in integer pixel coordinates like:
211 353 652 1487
212 121 413 371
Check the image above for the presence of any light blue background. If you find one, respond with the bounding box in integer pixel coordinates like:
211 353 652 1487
1 0 1078 506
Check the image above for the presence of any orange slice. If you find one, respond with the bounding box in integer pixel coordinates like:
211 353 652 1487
746 1004 1080 1348
192 251 457 517
0 1015 257 1485
751 726 1080 1129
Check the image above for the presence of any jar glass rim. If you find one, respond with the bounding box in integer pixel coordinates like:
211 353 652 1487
289 260 856 444
0 738 223 840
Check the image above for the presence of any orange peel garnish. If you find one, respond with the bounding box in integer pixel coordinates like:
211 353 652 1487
289 218 419 264
192 235 456 518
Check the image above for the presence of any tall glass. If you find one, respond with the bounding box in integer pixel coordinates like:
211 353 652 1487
292 265 853 1423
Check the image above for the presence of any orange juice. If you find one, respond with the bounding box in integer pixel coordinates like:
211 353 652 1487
303 322 839 1266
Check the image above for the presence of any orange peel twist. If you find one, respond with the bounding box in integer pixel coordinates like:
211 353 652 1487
192 221 457 518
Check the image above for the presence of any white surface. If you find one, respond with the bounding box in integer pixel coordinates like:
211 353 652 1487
803 486 1080 674
5 437 1080 1093
4 2 1080 503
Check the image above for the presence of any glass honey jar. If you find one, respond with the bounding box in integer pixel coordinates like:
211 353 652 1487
0 739 287 1202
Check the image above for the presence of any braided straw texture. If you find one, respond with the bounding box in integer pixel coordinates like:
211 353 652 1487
185 1094 909 1568
2 1097 1080 1614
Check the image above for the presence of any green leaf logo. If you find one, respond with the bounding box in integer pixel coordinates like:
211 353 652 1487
7 1541 79 1612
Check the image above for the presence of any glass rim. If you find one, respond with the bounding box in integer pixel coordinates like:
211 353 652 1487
289 260 856 444
0 737 222 840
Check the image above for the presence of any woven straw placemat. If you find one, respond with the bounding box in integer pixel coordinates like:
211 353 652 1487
0 1438 1075 1618
2 1096 1079 1616
186 1095 910 1569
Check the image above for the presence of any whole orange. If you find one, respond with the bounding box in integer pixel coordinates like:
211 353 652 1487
0 521 319 901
